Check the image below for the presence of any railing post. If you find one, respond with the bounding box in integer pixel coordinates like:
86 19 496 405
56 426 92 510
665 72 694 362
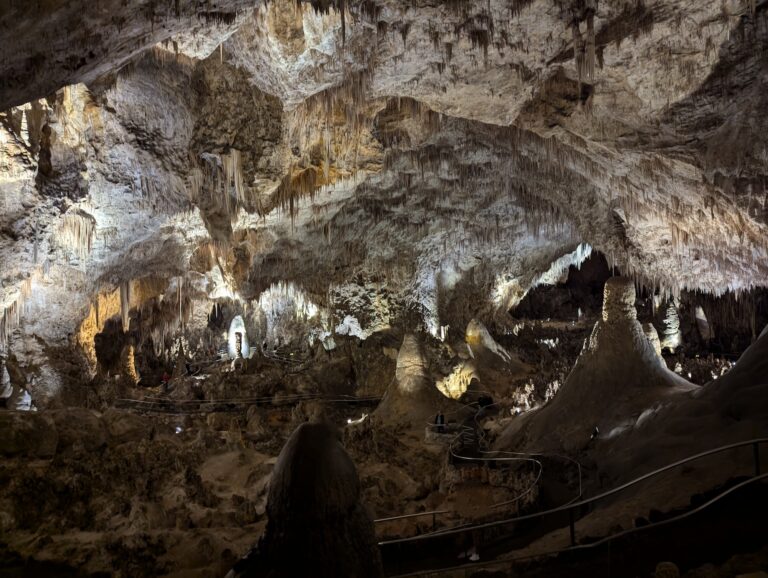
754 442 761 476
569 507 576 546
432 512 436 531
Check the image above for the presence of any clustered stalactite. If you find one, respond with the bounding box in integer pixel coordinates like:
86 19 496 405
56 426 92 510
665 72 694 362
221 149 248 210
187 148 252 219
57 209 96 259
693 289 766 344
0 273 39 351
571 12 595 85
2 0 766 372
263 69 379 221
139 282 196 360
241 78 768 308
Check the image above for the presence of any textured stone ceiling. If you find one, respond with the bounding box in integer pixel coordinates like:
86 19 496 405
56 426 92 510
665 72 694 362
1 0 767 371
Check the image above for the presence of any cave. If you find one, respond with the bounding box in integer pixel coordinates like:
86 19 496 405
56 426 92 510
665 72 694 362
1 1 768 577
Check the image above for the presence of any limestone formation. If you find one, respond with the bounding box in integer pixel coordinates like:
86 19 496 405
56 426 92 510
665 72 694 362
643 323 663 359
0 1 767 575
695 306 714 342
466 318 513 363
227 422 383 578
661 299 683 353
375 334 457 428
706 324 768 402
501 278 695 452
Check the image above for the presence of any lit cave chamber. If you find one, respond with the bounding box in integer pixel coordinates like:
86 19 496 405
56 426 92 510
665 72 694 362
1 1 768 577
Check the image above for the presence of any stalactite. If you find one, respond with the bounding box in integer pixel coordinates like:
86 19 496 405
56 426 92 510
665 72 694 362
186 167 204 201
585 12 595 82
572 21 586 84
222 149 246 206
58 209 96 259
120 281 131 333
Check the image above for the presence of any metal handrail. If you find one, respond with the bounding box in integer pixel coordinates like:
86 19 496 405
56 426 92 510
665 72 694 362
417 391 583 533
130 393 381 404
389 472 768 577
484 449 583 509
114 393 382 413
380 437 767 546
445 394 581 513
375 510 451 523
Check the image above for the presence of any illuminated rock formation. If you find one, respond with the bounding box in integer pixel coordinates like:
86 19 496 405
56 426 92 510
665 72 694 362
502 277 695 452
661 299 683 353
695 306 714 342
0 2 768 572
466 318 513 364
643 323 663 359
227 315 251 360
375 334 456 428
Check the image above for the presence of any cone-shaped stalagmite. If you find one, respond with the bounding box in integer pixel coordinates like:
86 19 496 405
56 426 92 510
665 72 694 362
227 421 383 578
501 277 695 452
374 333 460 427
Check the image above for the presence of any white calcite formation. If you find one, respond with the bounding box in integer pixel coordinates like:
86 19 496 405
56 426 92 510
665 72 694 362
227 314 251 359
597 324 768 480
375 333 457 427
695 305 714 342
643 322 663 359
0 1 767 403
661 299 683 353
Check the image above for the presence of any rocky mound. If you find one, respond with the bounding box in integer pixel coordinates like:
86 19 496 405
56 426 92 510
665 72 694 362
464 318 530 392
501 277 695 452
594 325 768 482
374 334 459 428
466 318 515 365
227 421 383 578
705 324 768 401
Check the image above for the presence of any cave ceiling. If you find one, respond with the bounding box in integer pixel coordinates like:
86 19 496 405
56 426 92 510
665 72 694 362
1 0 767 349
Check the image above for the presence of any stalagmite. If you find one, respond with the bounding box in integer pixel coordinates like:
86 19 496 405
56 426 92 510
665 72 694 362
502 278 695 452
119 344 140 384
226 421 383 578
643 322 663 358
695 306 713 342
0 361 12 400
227 315 251 360
374 334 461 427
661 299 683 352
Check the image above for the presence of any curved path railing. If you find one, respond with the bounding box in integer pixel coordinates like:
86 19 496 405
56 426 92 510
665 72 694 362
440 394 545 520
389 470 768 577
114 393 381 414
379 437 767 557
375 392 582 536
